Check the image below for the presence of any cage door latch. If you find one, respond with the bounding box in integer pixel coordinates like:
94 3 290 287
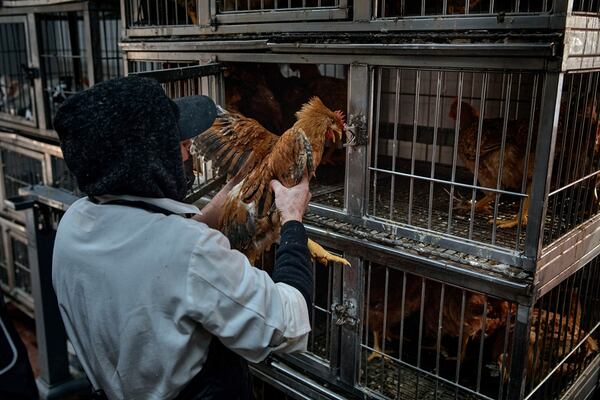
332 301 359 328
344 114 368 147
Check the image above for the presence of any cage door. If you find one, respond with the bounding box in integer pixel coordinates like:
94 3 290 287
0 16 38 128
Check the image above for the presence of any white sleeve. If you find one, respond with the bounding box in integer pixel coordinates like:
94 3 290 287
184 227 311 363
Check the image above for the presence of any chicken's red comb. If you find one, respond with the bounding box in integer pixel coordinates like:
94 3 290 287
333 110 345 128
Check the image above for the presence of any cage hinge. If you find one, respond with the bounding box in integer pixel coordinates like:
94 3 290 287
343 114 367 147
331 301 359 328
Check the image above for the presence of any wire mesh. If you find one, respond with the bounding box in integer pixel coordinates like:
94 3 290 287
219 0 339 12
360 262 516 400
0 22 34 122
369 67 542 254
374 0 555 17
125 0 199 27
544 71 600 247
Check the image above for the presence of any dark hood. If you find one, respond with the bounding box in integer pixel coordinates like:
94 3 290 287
53 76 188 201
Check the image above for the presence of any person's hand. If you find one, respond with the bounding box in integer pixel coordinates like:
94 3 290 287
270 172 311 224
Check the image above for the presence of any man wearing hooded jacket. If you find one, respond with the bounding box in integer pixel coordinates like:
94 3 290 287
51 76 314 400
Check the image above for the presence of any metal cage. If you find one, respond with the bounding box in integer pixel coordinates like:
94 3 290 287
0 132 78 219
0 216 31 316
354 252 600 400
38 7 121 129
0 1 122 138
0 16 36 128
119 0 600 37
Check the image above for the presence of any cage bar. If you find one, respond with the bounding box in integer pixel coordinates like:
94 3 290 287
368 66 542 257
375 0 556 18
0 18 35 126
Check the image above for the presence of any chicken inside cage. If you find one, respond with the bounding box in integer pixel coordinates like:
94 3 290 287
218 62 348 209
376 0 552 18
370 67 600 253
362 263 515 399
361 261 600 400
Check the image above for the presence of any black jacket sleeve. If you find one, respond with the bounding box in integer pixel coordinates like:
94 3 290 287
271 221 313 309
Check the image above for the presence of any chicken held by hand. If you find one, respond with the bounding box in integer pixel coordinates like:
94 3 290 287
192 97 350 267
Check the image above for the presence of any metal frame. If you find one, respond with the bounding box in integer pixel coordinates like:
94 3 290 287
0 0 123 140
117 0 600 38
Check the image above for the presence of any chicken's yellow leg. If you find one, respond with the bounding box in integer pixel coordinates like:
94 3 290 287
493 188 530 229
368 330 383 362
308 238 351 266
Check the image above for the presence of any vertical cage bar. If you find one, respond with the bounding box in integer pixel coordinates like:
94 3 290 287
371 70 382 218
524 72 563 269
345 63 369 217
407 70 421 225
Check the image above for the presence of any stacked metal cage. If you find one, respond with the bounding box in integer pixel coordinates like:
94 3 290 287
0 0 120 315
119 1 600 399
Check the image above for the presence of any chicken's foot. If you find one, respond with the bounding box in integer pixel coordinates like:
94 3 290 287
492 192 530 229
452 191 495 215
308 239 351 266
367 330 384 362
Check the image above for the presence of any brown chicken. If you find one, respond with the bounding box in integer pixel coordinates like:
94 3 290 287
449 99 535 229
366 272 510 363
422 284 511 362
290 64 347 165
191 97 350 266
450 98 599 229
224 64 284 134
366 270 423 361
176 0 197 24
493 293 598 383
